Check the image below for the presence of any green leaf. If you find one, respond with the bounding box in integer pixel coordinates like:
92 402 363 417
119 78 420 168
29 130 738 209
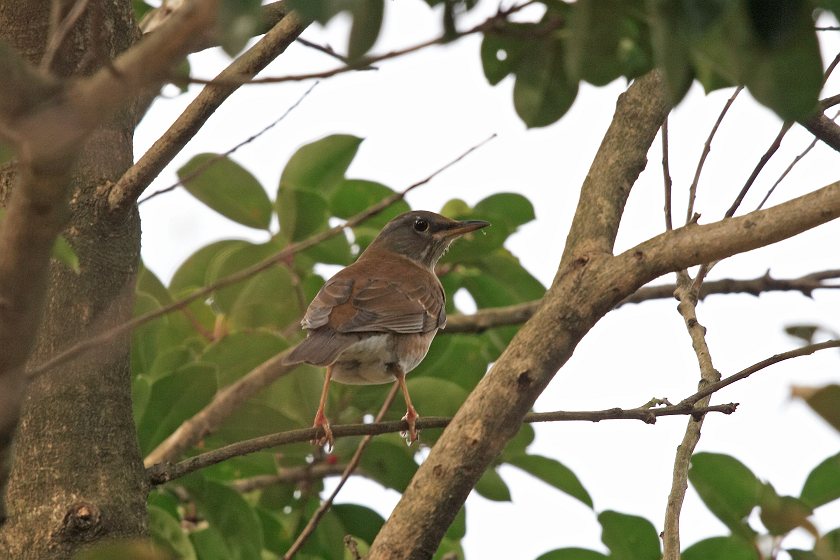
218 0 262 56
785 324 819 344
787 549 820 560
330 179 409 224
536 549 609 560
190 526 234 560
688 452 761 538
277 188 330 242
513 39 578 128
358 438 418 491
759 483 814 536
404 377 467 418
598 510 661 560
178 153 272 229
648 0 696 104
204 240 281 313
566 0 651 86
743 1 821 120
801 452 840 508
475 467 511 501
796 384 840 432
480 23 539 85
149 505 196 560
333 504 385 545
170 240 249 294
137 363 217 454
186 478 264 560
507 453 593 508
201 331 287 386
473 192 535 230
279 134 363 193
348 0 384 60
682 536 758 560
52 235 79 273
444 506 466 541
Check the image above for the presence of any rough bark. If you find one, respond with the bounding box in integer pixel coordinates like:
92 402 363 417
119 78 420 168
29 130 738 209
0 1 222 557
0 2 145 557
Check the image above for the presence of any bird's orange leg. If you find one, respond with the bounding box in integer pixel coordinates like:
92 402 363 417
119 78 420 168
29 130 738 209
395 369 419 445
312 366 334 449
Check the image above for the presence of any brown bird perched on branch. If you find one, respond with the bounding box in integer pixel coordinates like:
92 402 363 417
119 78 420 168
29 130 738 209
284 210 490 448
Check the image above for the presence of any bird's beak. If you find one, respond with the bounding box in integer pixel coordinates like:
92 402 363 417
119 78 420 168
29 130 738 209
440 219 490 238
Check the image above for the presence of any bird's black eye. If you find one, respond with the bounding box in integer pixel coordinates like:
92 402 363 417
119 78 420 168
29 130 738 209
413 218 429 232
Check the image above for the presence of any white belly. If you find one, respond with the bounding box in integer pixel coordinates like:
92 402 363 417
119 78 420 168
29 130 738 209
330 332 433 384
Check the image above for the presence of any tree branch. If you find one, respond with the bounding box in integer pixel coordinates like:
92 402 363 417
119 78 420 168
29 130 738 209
147 403 737 486
107 10 306 213
663 272 719 560
0 0 221 522
368 70 672 559
443 269 840 333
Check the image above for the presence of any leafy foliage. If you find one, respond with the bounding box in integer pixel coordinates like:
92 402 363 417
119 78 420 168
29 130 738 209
133 134 554 558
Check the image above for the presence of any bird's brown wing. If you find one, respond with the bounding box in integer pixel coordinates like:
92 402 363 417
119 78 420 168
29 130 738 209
285 261 445 366
338 275 445 333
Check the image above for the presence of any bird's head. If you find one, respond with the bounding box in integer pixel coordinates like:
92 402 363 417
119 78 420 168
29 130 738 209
361 210 490 269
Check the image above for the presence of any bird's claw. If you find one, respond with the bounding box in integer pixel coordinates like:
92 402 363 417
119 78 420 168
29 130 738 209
312 411 335 452
400 409 420 446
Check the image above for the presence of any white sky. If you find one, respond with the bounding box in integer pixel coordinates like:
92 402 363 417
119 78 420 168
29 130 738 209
137 3 840 558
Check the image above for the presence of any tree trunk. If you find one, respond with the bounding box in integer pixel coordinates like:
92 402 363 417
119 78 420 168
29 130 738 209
0 1 147 558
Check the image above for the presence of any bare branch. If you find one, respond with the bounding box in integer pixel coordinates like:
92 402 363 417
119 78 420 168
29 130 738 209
107 11 306 213
662 272 719 560
138 80 318 205
687 87 742 223
758 110 840 210
661 117 674 230
443 269 840 333
682 339 840 405
175 2 544 88
147 403 737 486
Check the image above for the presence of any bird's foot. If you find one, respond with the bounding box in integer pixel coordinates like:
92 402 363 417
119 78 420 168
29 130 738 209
400 407 420 446
312 409 334 451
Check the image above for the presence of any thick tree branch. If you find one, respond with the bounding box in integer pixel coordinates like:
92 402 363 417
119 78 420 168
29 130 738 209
368 65 840 556
368 70 672 559
0 0 221 522
801 112 840 152
107 11 306 213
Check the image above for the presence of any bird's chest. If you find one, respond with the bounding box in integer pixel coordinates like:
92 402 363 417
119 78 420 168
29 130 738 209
331 330 437 384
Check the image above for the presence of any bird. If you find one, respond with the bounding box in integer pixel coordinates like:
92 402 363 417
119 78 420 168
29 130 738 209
284 210 490 448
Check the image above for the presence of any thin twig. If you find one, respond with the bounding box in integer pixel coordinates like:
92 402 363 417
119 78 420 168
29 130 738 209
147 403 737 486
27 135 496 380
296 37 377 70
686 87 742 224
139 81 319 205
661 117 674 231
443 268 840 333
175 2 544 87
283 384 400 559
40 0 93 72
682 339 840 405
107 12 307 213
757 109 840 210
